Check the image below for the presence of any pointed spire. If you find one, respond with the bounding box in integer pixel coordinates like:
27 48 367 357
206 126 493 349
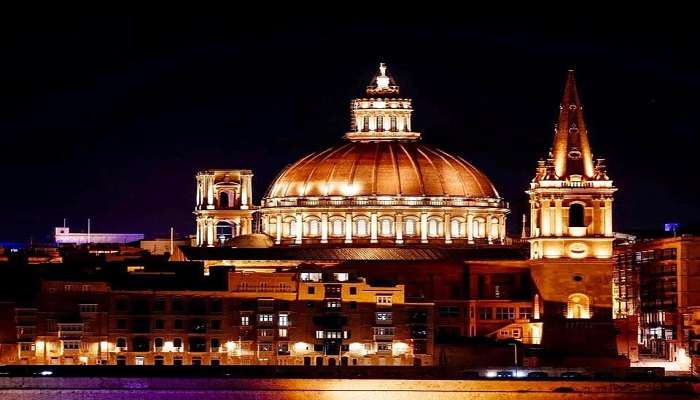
551 70 594 179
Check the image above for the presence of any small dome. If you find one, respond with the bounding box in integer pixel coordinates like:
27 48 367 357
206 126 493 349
265 141 499 199
228 234 274 248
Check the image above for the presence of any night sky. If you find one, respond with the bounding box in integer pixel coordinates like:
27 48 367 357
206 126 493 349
1 15 698 242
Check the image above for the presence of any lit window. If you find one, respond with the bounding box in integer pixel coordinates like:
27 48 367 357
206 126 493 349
278 313 289 327
377 343 392 352
62 340 80 350
356 219 368 236
490 217 500 238
332 219 344 236
375 312 393 322
567 293 591 319
278 328 288 338
300 272 322 282
326 300 341 309
289 220 296 237
258 314 273 323
405 219 416 235
334 273 349 282
307 219 320 236
428 219 439 237
495 307 516 320
373 327 395 336
451 219 462 237
258 343 273 352
473 218 486 238
240 316 250 326
376 295 392 306
316 330 324 339
79 304 98 313
380 219 392 236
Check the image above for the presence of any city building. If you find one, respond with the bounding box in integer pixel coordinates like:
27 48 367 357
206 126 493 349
54 226 144 245
613 235 700 369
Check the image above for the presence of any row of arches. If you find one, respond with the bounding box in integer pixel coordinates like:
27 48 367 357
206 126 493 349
265 214 502 240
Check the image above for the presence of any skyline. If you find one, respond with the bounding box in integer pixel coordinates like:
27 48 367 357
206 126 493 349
2 15 698 241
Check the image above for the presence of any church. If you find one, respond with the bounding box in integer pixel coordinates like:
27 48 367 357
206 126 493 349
181 63 622 367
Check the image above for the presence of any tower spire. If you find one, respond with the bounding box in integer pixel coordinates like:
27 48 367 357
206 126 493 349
551 70 594 179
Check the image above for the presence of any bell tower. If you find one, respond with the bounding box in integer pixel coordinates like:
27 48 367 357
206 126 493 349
527 70 617 259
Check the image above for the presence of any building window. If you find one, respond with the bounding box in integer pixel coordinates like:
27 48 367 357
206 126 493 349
218 191 230 209
316 330 324 339
216 221 235 244
373 327 395 336
569 204 585 227
116 337 127 349
20 343 34 352
567 293 591 319
495 307 516 320
63 340 80 350
380 219 392 236
377 343 392 352
473 218 486 238
519 307 533 320
355 218 368 236
307 219 320 236
451 219 462 237
334 272 349 282
278 313 289 327
211 338 221 351
154 356 164 366
331 219 344 236
438 306 460 318
240 316 250 326
428 219 439 237
300 272 322 282
278 328 288 338
349 287 357 295
79 304 98 313
512 329 521 339
258 343 273 352
173 319 184 329
154 319 165 330
258 314 273 323
153 299 166 312
325 300 341 309
390 116 397 131
308 286 315 295
116 319 127 329
404 218 417 235
154 337 164 350
173 338 183 350
210 320 222 330
479 308 492 320
375 312 393 323
376 295 392 306
490 217 500 239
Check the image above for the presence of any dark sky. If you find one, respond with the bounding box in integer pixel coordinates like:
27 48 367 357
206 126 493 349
1 15 698 242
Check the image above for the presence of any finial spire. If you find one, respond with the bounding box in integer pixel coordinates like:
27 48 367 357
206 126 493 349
551 70 594 179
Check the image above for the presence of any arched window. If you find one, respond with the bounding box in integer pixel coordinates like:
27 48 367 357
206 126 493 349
390 116 397 131
404 219 416 236
355 219 368 236
490 217 500 239
307 219 320 237
376 116 383 132
331 219 344 236
569 203 585 227
428 219 439 237
363 117 369 132
451 219 462 237
380 219 392 236
268 218 277 235
216 222 235 245
218 192 230 209
567 293 590 319
289 219 297 237
473 218 486 238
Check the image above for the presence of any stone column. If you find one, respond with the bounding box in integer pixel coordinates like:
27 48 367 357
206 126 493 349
321 213 328 244
206 218 214 247
554 198 563 236
467 213 474 244
486 214 493 244
195 177 201 208
444 213 452 244
345 213 353 244
604 197 613 237
207 176 214 209
395 214 403 244
420 212 428 244
276 214 282 245
370 213 378 244
541 198 551 236
499 215 506 244
295 213 303 244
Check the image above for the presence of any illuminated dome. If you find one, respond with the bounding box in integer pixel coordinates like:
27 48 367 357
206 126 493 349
266 141 499 199
260 63 509 246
